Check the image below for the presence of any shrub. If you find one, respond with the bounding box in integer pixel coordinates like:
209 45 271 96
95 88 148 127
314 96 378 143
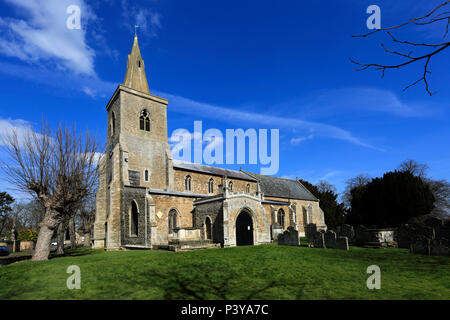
17 228 38 242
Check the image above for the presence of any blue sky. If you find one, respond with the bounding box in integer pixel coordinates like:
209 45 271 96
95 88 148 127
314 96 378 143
0 0 449 200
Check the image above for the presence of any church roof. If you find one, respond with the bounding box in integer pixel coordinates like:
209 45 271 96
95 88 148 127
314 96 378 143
244 172 318 201
173 161 257 182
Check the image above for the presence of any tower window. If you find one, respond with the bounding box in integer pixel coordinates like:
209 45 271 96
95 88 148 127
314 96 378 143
185 175 192 191
110 112 116 137
246 184 250 193
138 60 141 68
228 181 233 191
208 178 214 193
139 109 150 132
144 169 149 182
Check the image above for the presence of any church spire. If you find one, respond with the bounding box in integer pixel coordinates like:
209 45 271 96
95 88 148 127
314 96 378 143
123 35 150 94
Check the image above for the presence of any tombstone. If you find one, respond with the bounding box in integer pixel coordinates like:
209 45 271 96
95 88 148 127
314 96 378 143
398 224 414 248
355 225 368 245
325 230 337 249
336 236 349 250
277 227 300 246
305 223 317 242
271 225 283 241
430 239 450 256
410 236 431 255
425 217 443 237
340 224 355 243
311 231 325 248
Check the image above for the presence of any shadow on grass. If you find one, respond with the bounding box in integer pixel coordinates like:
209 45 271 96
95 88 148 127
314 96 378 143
146 261 305 300
49 247 102 259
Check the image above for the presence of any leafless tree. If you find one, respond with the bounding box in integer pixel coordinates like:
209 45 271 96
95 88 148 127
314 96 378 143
343 174 371 207
1 121 99 260
78 197 96 247
427 179 450 217
351 1 450 95
316 180 337 194
397 159 429 178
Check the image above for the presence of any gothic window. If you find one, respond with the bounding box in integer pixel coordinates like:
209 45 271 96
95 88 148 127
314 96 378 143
168 209 178 233
246 184 250 193
139 109 150 132
228 181 233 191
208 178 214 193
144 169 149 182
131 201 139 236
308 205 313 224
278 209 285 228
185 175 192 191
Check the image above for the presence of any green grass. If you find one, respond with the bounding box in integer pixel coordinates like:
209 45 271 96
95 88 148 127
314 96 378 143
0 245 449 300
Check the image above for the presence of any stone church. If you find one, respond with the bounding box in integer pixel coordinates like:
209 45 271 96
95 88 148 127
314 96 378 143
93 36 326 250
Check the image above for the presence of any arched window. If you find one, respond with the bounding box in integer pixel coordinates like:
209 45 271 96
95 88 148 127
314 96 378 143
228 181 233 191
131 201 139 236
205 217 212 240
308 205 313 224
139 109 150 132
185 175 192 191
168 209 178 233
278 209 285 228
208 178 214 193
246 184 250 193
144 169 149 182
110 112 116 137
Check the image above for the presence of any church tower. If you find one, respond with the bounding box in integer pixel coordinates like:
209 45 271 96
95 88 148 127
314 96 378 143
93 35 174 250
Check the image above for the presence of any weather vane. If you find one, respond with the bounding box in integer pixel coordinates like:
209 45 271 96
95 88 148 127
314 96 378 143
134 24 139 36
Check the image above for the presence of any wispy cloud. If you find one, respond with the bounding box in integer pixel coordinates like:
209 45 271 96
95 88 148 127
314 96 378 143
120 0 162 38
0 0 98 76
290 134 314 145
305 87 437 118
0 118 34 146
156 91 381 150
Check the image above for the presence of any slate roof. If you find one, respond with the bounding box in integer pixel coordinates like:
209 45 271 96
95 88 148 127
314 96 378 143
245 172 318 201
172 161 257 182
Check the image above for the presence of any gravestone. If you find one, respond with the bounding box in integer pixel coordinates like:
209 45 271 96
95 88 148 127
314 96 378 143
430 239 450 256
277 227 300 246
336 236 349 250
410 236 431 255
340 224 355 243
311 231 325 248
305 223 317 242
325 230 337 249
425 217 443 238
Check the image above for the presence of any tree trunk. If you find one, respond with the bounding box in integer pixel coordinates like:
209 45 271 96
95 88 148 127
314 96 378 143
83 232 91 247
32 210 58 261
56 222 65 255
69 217 76 249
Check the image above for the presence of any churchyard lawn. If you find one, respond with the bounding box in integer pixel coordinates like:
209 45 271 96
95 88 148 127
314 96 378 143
0 244 448 300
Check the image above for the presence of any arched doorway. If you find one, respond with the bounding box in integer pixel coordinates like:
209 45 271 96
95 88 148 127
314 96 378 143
131 201 139 236
235 210 254 246
205 217 212 240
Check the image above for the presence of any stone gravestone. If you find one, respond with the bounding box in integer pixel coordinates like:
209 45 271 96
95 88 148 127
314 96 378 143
305 223 317 242
430 239 450 256
398 224 414 249
277 227 300 246
340 224 355 243
425 217 443 237
355 225 368 245
410 236 431 255
336 236 349 250
325 230 337 249
311 231 325 248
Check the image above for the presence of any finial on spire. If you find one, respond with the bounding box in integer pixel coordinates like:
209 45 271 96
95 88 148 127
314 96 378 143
134 24 139 36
